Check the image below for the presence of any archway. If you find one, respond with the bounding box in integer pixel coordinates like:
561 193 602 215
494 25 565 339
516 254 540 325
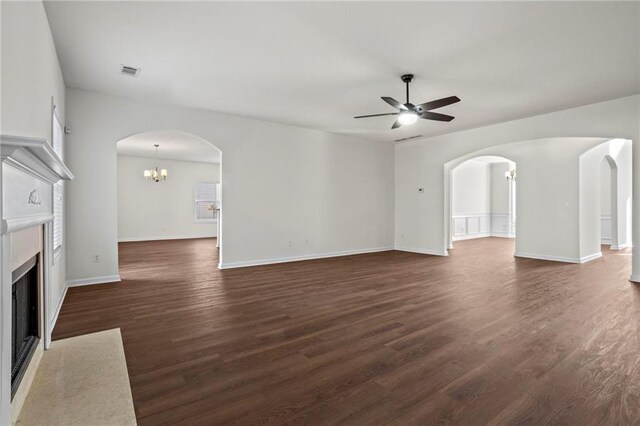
578 138 632 260
115 130 223 267
442 137 631 263
449 155 516 250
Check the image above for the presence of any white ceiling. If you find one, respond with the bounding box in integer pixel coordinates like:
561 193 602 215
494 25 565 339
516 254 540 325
44 1 639 143
117 130 220 163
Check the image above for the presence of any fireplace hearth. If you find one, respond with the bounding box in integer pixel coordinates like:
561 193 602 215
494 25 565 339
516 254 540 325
11 256 39 399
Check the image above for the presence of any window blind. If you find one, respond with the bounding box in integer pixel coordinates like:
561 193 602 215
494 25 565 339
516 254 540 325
195 182 216 221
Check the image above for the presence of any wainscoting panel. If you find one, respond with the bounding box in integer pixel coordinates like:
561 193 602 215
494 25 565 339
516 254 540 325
491 213 516 238
452 214 490 240
453 213 515 241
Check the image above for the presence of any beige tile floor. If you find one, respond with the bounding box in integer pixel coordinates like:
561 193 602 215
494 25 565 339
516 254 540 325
16 328 136 426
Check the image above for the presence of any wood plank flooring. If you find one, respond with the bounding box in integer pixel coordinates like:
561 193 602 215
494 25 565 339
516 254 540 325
53 238 640 424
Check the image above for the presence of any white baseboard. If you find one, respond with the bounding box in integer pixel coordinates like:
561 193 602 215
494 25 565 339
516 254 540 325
394 246 449 257
119 235 216 242
579 252 603 263
452 232 491 241
219 247 394 269
49 285 68 332
514 251 602 264
67 274 121 287
611 243 630 251
490 232 516 239
601 238 611 245
630 274 640 283
453 233 514 241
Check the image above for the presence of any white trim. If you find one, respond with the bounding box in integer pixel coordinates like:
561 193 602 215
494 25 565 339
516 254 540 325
630 274 640 283
49 284 68 333
514 251 602 264
394 246 449 257
1 214 53 235
0 134 73 183
1 234 11 425
451 212 515 241
52 245 63 264
452 232 491 241
119 235 216 243
219 247 394 269
67 275 121 287
489 232 515 238
611 243 630 251
579 252 603 263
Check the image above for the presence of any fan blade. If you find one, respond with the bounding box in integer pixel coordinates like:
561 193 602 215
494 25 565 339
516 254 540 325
354 112 399 119
419 111 455 122
416 96 460 111
391 119 402 129
381 97 408 111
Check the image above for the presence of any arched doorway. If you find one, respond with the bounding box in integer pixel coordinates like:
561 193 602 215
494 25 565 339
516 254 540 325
115 130 223 267
449 155 516 250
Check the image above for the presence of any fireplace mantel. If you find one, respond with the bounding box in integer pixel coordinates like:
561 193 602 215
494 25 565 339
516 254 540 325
1 135 73 236
1 134 74 424
1 134 73 185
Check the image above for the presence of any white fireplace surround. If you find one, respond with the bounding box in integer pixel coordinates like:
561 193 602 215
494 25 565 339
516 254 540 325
1 135 73 425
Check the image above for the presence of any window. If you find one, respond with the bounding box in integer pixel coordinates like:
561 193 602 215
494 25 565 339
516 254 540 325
195 182 218 222
52 107 64 253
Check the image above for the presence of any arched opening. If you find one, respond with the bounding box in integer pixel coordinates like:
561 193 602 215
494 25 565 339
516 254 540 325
449 155 516 251
115 130 223 269
600 155 618 249
579 138 632 261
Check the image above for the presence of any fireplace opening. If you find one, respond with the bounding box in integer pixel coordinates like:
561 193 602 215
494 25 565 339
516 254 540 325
11 255 39 399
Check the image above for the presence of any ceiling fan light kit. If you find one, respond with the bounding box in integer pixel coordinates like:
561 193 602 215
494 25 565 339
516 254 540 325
354 74 460 129
397 111 418 125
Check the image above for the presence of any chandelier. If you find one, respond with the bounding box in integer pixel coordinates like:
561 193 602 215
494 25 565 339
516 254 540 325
144 144 168 182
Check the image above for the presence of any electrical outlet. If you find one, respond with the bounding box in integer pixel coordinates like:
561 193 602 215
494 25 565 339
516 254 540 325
93 254 101 263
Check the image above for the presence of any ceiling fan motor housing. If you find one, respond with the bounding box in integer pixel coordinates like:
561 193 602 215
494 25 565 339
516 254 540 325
401 74 414 83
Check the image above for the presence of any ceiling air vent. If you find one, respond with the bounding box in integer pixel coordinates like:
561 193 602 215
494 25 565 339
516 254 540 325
394 135 423 143
120 65 140 77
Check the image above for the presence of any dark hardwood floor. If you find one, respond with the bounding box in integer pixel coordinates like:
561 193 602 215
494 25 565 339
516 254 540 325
53 238 640 424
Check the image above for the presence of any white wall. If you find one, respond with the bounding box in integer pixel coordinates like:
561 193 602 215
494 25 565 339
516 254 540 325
401 135 613 262
601 158 612 244
490 163 511 214
451 160 491 241
0 1 67 335
579 139 632 257
451 159 515 242
452 160 490 216
117 156 220 241
601 160 612 216
395 95 639 273
65 88 395 279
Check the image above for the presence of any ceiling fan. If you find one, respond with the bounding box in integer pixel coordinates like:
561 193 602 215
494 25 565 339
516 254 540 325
354 74 460 129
